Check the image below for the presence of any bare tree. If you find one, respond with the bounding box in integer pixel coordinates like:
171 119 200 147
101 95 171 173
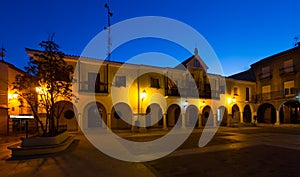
14 35 74 136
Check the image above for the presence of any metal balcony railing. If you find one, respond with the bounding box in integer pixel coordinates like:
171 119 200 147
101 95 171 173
279 65 296 75
79 81 108 93
165 87 220 99
256 88 300 101
258 71 272 80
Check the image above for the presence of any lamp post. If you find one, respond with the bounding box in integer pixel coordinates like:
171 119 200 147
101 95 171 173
140 89 147 116
139 90 147 132
227 96 237 126
199 100 206 128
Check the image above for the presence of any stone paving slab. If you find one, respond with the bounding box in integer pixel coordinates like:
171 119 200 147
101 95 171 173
1 126 300 177
146 144 300 177
0 135 156 177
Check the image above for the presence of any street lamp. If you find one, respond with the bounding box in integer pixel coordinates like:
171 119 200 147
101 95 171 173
201 100 205 107
140 89 147 101
183 100 188 109
227 96 236 105
232 96 237 103
35 87 46 95
139 89 147 131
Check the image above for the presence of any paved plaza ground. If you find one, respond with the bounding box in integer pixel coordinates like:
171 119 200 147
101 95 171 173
1 126 300 177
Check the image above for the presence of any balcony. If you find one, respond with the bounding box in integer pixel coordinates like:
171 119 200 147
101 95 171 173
256 88 300 101
165 87 180 96
258 72 272 80
79 81 108 93
280 65 296 76
165 87 220 99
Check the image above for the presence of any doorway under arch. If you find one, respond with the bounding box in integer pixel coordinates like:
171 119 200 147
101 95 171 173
243 105 252 123
217 106 228 126
111 102 132 129
167 104 181 127
279 101 300 124
53 101 78 132
232 104 240 124
257 103 276 123
145 103 163 128
202 105 213 126
86 102 107 128
186 105 199 127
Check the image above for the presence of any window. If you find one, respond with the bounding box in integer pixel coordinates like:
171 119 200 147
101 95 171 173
262 85 271 100
262 66 270 73
283 59 293 73
261 66 271 79
88 73 100 93
219 85 225 94
194 59 200 67
115 76 126 87
245 87 250 101
284 80 295 96
233 87 238 96
150 77 160 88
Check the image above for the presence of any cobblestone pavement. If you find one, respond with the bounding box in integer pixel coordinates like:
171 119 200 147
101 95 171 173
1 126 300 177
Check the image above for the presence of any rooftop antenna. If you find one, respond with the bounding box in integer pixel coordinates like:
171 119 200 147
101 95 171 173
0 45 6 61
104 1 113 61
294 36 299 47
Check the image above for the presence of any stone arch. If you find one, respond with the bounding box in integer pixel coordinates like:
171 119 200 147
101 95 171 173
145 103 163 128
167 104 181 127
84 102 107 128
279 100 300 124
53 101 78 132
232 104 240 124
257 103 276 124
217 106 228 126
202 105 213 126
111 102 133 129
243 104 252 123
185 105 199 127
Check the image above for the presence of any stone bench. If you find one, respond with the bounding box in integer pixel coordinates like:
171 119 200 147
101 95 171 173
7 132 75 157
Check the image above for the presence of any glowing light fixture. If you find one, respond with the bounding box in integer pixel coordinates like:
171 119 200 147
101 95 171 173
183 100 188 108
140 89 147 101
201 100 205 107
13 92 18 99
8 91 18 100
36 87 47 95
232 96 237 103
227 98 232 104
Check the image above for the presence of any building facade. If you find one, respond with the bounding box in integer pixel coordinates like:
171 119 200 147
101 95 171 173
25 48 258 132
251 44 300 124
24 44 300 132
0 60 33 135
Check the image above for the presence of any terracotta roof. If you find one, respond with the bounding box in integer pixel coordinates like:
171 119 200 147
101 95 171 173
228 69 256 82
251 45 300 67
175 48 208 71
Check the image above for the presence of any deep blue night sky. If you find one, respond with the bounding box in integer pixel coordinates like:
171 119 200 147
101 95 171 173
0 0 299 76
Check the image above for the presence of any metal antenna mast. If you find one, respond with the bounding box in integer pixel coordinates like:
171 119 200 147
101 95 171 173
104 1 113 61
294 36 299 47
0 45 6 61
